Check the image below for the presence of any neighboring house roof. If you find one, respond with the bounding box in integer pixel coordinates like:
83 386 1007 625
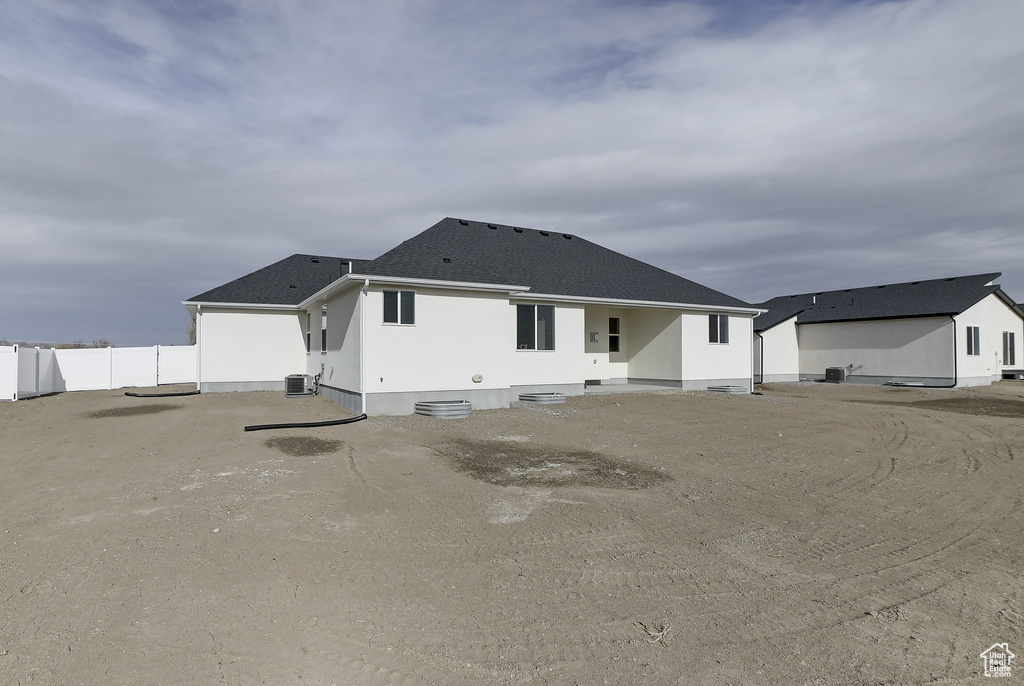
187 217 753 310
186 254 365 306
357 217 752 308
753 273 1006 333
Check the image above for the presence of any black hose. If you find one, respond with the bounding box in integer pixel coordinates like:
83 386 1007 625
125 390 201 397
244 413 368 432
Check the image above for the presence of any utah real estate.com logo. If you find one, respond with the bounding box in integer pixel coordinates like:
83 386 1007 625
980 643 1015 678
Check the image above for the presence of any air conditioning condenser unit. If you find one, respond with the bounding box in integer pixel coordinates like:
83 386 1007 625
824 367 846 383
285 374 314 396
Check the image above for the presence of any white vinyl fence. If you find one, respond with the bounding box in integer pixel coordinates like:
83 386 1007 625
0 345 196 401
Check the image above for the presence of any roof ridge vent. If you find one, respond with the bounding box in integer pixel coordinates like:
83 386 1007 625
442 257 451 263
487 223 497 229
311 257 320 263
563 233 572 239
513 227 523 233
458 219 469 226
540 231 549 236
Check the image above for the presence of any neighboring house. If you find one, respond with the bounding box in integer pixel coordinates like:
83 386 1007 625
184 218 761 415
753 273 1024 386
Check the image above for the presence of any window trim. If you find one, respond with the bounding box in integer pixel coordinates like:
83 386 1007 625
516 303 555 351
305 312 311 354
383 289 415 325
709 314 730 344
966 325 980 356
608 317 621 353
320 306 328 353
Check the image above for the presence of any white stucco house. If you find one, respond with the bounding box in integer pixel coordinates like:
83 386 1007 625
184 218 761 415
753 273 1024 386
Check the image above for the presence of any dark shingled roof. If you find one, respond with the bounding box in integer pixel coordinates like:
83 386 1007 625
753 273 1004 333
188 218 752 309
356 218 751 307
187 254 365 305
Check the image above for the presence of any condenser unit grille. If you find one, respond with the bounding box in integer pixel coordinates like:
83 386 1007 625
825 367 846 383
285 374 312 396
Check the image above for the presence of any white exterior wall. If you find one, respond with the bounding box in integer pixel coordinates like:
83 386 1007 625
625 309 682 381
0 346 16 400
798 317 954 382
955 294 1024 385
319 286 362 394
755 316 800 382
364 287 513 394
361 287 591 395
510 302 587 387
198 308 305 386
680 312 754 385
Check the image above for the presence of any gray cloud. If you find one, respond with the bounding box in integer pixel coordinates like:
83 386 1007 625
1 0 1022 345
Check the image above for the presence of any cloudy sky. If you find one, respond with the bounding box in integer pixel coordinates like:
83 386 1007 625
2 0 1023 346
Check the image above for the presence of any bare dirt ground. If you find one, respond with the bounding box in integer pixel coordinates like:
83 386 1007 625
2 381 1023 685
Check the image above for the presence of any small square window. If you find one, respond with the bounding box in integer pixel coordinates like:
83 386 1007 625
384 290 415 325
517 304 555 350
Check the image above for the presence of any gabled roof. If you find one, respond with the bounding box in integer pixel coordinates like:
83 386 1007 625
186 254 365 306
753 273 1005 333
356 217 751 308
187 218 753 310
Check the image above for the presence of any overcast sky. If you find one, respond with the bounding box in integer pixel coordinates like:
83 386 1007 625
2 0 1023 346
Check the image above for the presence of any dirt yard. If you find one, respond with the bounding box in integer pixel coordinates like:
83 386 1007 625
1 381 1022 685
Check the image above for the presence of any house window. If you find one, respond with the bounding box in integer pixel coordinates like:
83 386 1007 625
517 304 555 350
709 314 729 344
305 312 311 353
383 290 415 325
609 317 621 353
967 326 980 356
1004 331 1016 366
321 306 328 352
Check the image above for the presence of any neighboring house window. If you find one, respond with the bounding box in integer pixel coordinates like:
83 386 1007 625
321 306 328 352
609 317 621 353
967 326 980 356
709 314 729 344
383 290 415 325
305 312 311 353
1004 331 1016 366
517 304 555 350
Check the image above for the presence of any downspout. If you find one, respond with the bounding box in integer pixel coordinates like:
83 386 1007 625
754 330 764 386
195 304 202 392
950 316 958 387
360 279 369 415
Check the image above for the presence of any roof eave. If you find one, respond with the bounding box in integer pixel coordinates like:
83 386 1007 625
510 291 762 314
797 312 959 325
181 300 300 311
297 273 533 308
